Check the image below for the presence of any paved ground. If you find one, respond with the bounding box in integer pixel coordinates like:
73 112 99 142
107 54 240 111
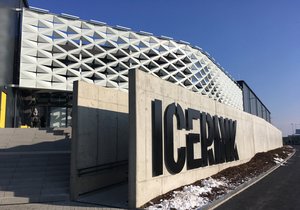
0 201 125 210
1 128 296 209
0 153 70 204
0 128 127 209
216 145 300 210
0 129 70 205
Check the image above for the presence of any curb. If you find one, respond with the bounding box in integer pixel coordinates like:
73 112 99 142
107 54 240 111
201 148 296 210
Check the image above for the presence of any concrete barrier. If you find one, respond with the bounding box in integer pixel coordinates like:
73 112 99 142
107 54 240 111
128 69 282 207
70 69 282 208
70 81 129 199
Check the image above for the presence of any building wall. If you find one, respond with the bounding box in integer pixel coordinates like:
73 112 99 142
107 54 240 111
0 0 20 86
129 70 282 207
71 70 282 207
71 81 128 199
20 9 243 110
0 0 24 127
238 81 271 123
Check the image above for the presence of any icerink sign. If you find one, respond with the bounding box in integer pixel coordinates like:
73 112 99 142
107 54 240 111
152 99 239 177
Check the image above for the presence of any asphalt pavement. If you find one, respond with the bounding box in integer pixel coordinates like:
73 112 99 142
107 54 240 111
215 145 300 210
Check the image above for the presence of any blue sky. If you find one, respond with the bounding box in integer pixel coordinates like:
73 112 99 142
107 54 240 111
28 0 300 136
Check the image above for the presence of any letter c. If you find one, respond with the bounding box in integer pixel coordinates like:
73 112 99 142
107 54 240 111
164 103 186 174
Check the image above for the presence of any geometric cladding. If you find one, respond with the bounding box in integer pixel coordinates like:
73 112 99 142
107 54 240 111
20 9 243 110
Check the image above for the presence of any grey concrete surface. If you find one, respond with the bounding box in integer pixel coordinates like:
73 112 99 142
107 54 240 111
0 153 70 205
0 201 126 210
78 182 128 208
0 128 70 205
0 127 128 209
128 69 283 207
215 146 300 210
71 82 128 200
0 128 70 151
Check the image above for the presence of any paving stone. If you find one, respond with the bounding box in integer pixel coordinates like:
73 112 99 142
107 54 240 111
0 162 19 168
0 191 5 197
41 187 69 194
10 177 44 185
0 128 71 206
42 181 69 188
0 171 15 179
39 194 69 203
0 202 126 210
0 196 30 204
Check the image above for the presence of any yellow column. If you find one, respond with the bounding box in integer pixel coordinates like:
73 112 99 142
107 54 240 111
0 92 7 128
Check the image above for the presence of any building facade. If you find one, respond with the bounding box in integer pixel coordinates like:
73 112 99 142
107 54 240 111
0 1 270 128
0 0 28 128
237 80 271 122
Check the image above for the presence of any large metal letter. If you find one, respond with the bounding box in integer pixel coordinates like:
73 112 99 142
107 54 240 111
206 113 215 165
220 118 235 162
229 120 239 160
152 100 163 176
218 117 226 163
200 112 208 167
164 103 186 174
186 108 200 130
201 112 215 166
186 133 202 170
213 115 222 164
224 119 231 161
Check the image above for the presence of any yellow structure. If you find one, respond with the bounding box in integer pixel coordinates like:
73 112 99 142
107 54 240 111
0 92 7 128
20 125 30 128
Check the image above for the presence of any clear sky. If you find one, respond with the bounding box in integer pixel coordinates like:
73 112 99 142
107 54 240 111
28 0 300 136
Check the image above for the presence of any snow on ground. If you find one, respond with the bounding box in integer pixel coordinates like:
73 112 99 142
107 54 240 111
273 157 285 164
147 178 228 210
146 157 284 210
146 147 293 210
273 153 285 165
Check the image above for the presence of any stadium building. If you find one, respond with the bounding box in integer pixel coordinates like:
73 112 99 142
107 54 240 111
0 1 283 208
0 0 270 128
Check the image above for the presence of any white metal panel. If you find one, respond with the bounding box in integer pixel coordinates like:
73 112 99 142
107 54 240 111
20 9 243 110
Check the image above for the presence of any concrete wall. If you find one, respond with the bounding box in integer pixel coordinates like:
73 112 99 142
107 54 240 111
70 70 282 207
0 0 22 86
238 81 271 123
70 81 129 199
128 69 282 207
0 0 24 127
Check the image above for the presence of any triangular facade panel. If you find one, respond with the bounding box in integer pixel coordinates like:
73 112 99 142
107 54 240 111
20 9 243 110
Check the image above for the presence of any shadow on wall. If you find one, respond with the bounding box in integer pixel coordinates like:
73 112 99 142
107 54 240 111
0 138 70 153
71 106 129 200
0 139 70 204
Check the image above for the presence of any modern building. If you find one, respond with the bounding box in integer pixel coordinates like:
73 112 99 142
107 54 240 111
0 1 283 208
237 80 271 122
0 0 270 128
0 0 28 128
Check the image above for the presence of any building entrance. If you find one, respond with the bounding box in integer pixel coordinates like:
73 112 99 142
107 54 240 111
16 89 72 128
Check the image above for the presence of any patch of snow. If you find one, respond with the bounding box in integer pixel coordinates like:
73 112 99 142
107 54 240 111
273 157 284 164
146 177 228 210
202 177 227 189
147 148 293 210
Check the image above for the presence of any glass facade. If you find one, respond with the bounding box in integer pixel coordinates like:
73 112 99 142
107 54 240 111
237 81 271 123
15 89 72 128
